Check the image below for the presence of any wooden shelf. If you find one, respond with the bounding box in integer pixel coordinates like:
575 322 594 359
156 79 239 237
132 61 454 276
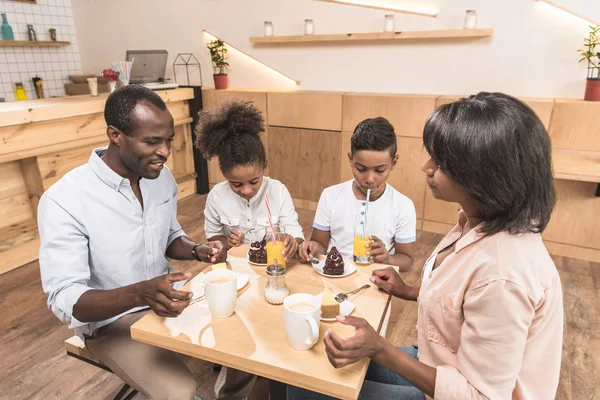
0 40 70 47
250 29 493 44
553 148 600 183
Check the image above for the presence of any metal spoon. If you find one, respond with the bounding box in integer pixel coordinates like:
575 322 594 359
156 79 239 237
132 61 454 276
334 284 370 303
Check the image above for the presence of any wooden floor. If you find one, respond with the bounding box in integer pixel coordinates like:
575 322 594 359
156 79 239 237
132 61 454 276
0 194 598 399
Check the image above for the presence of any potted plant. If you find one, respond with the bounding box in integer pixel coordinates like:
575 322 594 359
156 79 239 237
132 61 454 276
207 39 229 90
578 25 600 101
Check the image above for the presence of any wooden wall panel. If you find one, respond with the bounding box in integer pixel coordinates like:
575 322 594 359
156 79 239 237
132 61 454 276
543 180 600 249
387 137 428 220
166 101 191 122
267 92 343 131
20 157 45 218
0 113 106 157
549 99 600 151
0 193 34 230
170 124 195 178
37 141 104 190
342 94 438 137
202 89 267 116
435 96 555 130
340 132 353 182
0 161 27 200
268 127 341 202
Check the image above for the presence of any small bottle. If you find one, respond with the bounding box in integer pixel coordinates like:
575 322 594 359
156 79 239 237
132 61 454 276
15 83 27 101
384 14 395 32
1 13 14 41
264 263 289 305
264 21 274 37
304 19 314 35
49 28 57 41
463 10 477 29
27 24 37 41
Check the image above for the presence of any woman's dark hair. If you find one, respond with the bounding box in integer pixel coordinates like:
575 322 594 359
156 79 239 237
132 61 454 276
195 99 266 174
423 92 556 236
351 117 397 157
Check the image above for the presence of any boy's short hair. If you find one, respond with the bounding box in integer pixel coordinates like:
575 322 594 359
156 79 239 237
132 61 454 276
351 117 397 157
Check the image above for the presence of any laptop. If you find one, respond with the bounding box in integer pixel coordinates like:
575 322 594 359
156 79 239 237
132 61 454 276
125 50 179 90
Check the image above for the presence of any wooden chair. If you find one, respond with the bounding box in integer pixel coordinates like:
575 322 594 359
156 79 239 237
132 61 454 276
64 336 139 400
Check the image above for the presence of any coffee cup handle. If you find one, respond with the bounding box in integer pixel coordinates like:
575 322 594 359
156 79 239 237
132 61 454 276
191 282 208 307
305 316 319 346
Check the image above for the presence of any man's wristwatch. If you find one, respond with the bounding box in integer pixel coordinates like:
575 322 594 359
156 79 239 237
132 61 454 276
192 243 204 262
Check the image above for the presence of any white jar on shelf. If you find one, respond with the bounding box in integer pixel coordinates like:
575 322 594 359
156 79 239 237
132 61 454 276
264 21 274 36
384 14 395 32
463 10 477 29
304 19 314 35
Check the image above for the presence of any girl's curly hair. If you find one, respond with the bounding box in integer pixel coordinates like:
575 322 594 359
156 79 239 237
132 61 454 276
195 99 266 174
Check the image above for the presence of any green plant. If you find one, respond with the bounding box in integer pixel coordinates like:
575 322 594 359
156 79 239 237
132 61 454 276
578 25 600 79
207 39 229 75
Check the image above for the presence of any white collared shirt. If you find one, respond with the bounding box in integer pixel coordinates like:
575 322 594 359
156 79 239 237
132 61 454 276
38 147 185 337
204 177 304 243
313 180 416 259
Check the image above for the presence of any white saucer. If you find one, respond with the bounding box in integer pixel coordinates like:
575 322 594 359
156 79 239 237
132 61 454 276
314 293 356 321
312 258 357 278
190 272 249 301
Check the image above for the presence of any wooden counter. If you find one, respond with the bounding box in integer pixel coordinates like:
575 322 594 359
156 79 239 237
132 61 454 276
0 88 198 275
203 88 600 263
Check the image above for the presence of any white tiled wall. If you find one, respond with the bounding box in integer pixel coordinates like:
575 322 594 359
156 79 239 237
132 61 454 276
0 0 82 102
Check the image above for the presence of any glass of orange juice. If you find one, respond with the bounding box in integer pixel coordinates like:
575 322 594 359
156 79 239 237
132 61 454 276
265 225 286 267
353 219 371 265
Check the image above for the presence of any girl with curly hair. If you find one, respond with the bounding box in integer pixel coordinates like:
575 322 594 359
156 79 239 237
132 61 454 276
195 99 304 261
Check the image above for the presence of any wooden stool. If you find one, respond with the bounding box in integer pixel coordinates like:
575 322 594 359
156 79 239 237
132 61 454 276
64 336 139 400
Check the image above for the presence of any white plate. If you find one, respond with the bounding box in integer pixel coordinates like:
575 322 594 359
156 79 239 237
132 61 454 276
190 272 249 301
312 258 357 278
246 251 268 267
314 293 355 321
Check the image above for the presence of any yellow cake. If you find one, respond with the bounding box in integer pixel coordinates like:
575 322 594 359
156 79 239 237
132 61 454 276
211 262 227 270
321 287 340 319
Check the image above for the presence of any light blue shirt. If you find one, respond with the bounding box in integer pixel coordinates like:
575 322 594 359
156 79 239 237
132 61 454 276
38 147 186 337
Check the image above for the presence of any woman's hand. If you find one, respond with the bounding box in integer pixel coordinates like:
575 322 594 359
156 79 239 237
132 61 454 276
227 229 245 248
366 235 388 263
370 266 418 301
324 316 385 368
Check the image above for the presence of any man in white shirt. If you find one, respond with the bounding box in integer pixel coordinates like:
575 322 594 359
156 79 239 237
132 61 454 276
39 85 225 400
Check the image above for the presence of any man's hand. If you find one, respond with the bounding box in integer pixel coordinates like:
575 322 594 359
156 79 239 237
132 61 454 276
135 273 192 318
194 241 227 263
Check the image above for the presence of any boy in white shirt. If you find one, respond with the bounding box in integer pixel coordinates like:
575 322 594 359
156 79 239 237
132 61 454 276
298 117 416 271
196 99 304 263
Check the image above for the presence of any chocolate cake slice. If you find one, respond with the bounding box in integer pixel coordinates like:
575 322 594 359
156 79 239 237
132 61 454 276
323 247 345 275
248 239 267 264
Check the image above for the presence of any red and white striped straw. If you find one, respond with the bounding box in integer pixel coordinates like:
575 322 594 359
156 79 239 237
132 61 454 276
265 194 276 243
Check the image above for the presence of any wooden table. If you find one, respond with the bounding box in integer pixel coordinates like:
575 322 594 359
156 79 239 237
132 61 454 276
131 245 392 400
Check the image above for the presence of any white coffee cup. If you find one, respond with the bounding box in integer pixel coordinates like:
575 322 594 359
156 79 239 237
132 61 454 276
283 293 321 350
193 269 237 318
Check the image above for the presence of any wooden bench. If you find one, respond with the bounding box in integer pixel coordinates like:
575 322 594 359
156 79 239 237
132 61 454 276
64 336 139 400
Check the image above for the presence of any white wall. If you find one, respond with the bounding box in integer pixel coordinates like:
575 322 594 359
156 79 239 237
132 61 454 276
0 0 82 102
72 0 600 98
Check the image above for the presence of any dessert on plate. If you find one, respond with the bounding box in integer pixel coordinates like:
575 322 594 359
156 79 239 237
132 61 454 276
321 287 340 319
323 246 344 275
248 238 267 264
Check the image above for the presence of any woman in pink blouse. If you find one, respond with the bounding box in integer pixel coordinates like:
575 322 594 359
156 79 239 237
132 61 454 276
288 92 563 400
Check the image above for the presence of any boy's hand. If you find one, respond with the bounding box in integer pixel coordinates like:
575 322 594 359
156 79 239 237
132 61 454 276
298 240 322 262
366 236 388 263
283 234 299 262
227 229 244 248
